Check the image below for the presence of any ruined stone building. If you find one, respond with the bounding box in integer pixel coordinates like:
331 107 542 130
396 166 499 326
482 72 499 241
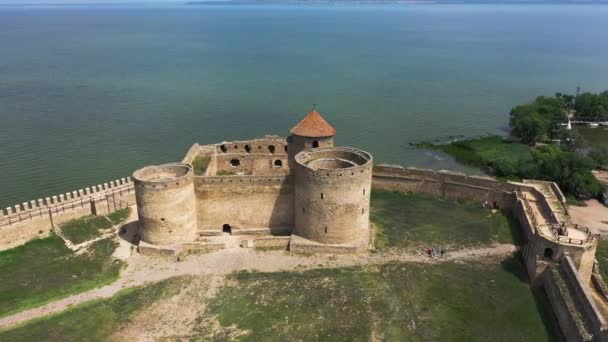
133 109 373 253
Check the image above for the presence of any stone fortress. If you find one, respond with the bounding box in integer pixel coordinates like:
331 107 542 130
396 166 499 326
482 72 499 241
133 109 373 254
1 108 608 340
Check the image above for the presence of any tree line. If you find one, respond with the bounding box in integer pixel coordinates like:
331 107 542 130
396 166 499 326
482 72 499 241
506 90 608 199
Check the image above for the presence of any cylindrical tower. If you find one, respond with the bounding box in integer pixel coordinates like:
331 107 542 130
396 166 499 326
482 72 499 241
294 147 373 244
288 109 336 168
133 163 197 245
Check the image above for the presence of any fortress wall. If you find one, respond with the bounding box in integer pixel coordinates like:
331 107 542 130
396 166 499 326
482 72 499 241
372 166 515 209
561 256 608 335
194 175 294 234
215 136 288 156
0 177 135 250
294 148 373 245
134 164 197 245
181 143 201 165
214 153 289 176
543 265 593 342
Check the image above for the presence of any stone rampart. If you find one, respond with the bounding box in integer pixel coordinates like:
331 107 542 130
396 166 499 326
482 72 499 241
294 147 373 245
194 175 294 235
371 164 603 341
134 163 197 245
544 264 593 341
562 256 608 337
0 177 135 250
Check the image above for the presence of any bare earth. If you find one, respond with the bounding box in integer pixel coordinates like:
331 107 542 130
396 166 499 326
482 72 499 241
0 239 516 330
569 199 608 236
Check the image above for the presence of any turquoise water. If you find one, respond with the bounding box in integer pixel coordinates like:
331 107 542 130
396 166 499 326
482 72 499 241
1 4 608 207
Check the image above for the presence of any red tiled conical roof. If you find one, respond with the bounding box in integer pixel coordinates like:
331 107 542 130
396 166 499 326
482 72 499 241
290 110 336 138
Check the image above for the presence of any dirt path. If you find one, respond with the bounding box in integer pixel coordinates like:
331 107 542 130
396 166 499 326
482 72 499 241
569 199 608 236
0 243 516 330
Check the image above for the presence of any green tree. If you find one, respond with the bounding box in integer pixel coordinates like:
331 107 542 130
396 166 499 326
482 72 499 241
509 96 565 144
531 145 603 198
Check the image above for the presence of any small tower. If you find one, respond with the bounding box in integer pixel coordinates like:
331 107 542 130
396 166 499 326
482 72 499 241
288 107 336 167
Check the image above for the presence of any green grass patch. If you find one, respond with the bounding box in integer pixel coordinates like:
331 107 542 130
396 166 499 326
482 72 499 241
60 215 112 244
596 240 608 284
107 207 130 225
0 235 123 318
0 277 184 341
1 261 560 341
192 155 211 175
371 190 522 250
418 135 532 169
206 259 558 341
217 170 236 176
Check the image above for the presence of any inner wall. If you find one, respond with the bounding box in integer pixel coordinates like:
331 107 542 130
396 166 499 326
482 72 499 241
307 158 357 170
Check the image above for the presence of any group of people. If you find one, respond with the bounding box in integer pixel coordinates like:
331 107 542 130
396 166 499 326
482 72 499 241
426 246 447 258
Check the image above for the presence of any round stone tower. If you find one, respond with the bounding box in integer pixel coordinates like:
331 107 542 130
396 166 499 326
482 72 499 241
288 109 336 168
133 163 197 245
294 147 373 245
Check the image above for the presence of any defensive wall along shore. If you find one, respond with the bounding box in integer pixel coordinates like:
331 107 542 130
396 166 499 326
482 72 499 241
2 156 608 340
372 164 607 341
0 177 135 250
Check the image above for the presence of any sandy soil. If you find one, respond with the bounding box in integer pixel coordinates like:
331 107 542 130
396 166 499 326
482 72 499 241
569 199 608 236
0 241 516 330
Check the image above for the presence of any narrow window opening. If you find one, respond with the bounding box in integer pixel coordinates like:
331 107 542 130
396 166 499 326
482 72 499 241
245 144 251 153
302 207 305 213
321 193 324 199
222 224 232 234
362 208 365 215
220 145 227 153
161 218 165 222
268 145 276 154
274 160 283 168
230 159 240 167
284 145 288 152
324 227 328 233
363 188 366 195
312 140 319 148
234 145 238 149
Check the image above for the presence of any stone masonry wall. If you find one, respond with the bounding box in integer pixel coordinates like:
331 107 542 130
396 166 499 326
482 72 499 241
194 175 294 235
0 177 135 250
293 148 373 245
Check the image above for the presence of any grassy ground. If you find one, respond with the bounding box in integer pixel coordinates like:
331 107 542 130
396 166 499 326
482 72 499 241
0 235 123 318
0 277 183 342
61 208 130 244
371 190 522 250
418 135 532 169
60 215 112 244
596 240 608 283
192 155 211 175
1 259 560 341
207 259 559 341
107 208 130 225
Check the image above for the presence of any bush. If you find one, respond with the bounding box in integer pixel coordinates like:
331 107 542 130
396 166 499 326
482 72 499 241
192 155 211 176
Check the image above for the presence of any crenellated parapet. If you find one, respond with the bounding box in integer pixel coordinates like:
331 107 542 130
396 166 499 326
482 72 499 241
0 176 135 250
1 176 134 226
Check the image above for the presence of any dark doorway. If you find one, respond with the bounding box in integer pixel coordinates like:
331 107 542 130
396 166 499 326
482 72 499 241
222 224 232 234
312 140 319 148
544 248 553 260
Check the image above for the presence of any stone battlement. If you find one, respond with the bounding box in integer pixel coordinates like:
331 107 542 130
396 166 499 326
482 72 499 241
1 176 133 221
